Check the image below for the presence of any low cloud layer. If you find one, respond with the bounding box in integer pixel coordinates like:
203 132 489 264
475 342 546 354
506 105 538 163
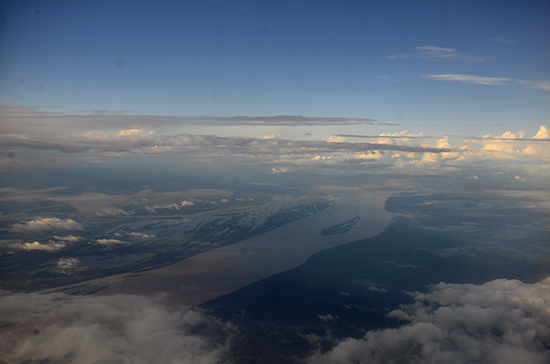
0 188 233 217
0 110 379 137
306 277 550 364
0 133 449 156
0 293 234 364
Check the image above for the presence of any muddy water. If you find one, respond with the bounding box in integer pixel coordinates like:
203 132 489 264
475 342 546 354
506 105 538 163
52 193 391 307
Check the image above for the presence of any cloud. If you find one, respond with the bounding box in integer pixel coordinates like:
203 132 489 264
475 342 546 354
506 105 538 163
488 37 523 44
271 166 295 174
95 239 128 245
0 133 451 157
0 111 376 136
0 293 234 364
75 109 136 115
307 277 550 364
1 235 82 252
423 74 550 92
57 257 81 269
10 235 82 252
128 232 156 239
533 126 549 139
0 157 39 172
518 80 550 92
317 314 339 322
8 218 83 233
118 129 155 136
0 104 63 116
422 74 512 86
0 188 233 217
385 46 486 62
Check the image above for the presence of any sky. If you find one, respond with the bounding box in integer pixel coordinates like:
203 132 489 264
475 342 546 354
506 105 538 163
1 0 549 137
1 1 550 363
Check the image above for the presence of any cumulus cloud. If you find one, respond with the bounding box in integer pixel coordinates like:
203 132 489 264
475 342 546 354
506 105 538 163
15 240 67 252
0 293 234 364
95 239 128 245
118 129 155 136
128 232 156 239
8 218 83 233
306 277 550 364
8 235 84 251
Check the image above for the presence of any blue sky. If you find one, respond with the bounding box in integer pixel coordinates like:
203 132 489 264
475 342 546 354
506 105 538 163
1 0 549 135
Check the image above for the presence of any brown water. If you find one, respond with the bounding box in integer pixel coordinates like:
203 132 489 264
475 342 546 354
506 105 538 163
45 193 391 307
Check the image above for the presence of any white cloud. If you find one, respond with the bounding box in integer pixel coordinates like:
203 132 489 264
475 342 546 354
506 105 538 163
118 129 155 136
128 232 156 239
307 277 550 364
518 80 550 92
0 293 234 364
57 257 81 268
317 314 339 322
271 166 295 174
0 132 451 157
533 126 549 139
11 235 82 252
8 218 83 233
423 74 550 92
95 239 128 245
386 46 486 62
53 235 82 243
422 74 512 86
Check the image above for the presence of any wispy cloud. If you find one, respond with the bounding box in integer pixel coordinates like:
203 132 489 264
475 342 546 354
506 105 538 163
0 107 376 127
488 37 523 44
422 74 512 85
385 46 486 62
423 73 550 92
518 80 550 91
75 109 137 115
0 104 64 116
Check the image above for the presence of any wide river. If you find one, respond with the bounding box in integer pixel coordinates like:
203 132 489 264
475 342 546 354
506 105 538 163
47 192 391 307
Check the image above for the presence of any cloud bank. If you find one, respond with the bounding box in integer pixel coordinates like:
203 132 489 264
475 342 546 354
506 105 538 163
0 133 450 156
0 293 234 364
306 277 550 364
